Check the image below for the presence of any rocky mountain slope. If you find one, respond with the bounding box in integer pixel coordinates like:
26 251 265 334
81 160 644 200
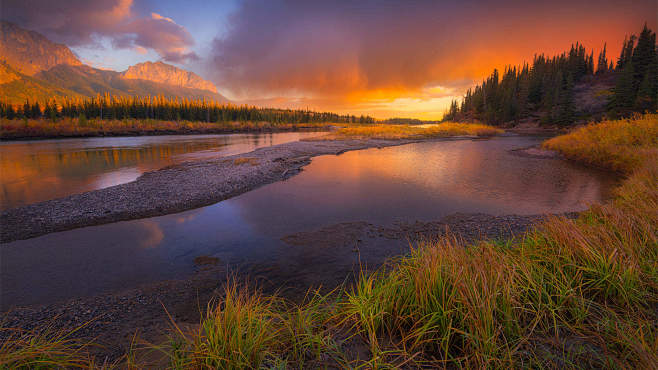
121 61 218 93
0 21 81 76
35 64 228 102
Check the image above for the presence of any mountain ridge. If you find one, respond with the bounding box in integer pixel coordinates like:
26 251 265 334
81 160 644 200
0 21 82 76
0 21 227 104
121 61 218 93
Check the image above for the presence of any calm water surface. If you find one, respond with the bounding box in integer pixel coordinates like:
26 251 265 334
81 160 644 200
0 136 617 308
0 132 324 210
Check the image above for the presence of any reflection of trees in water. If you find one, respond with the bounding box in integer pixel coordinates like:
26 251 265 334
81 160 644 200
0 132 315 210
0 140 224 210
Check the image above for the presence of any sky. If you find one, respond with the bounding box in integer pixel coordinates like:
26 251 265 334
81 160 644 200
2 0 656 119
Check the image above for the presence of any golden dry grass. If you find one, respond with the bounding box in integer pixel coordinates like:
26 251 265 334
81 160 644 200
316 122 503 140
543 113 658 173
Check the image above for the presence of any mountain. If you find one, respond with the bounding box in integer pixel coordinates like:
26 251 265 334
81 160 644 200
0 62 84 103
0 21 81 76
0 21 228 105
35 64 229 102
121 61 218 93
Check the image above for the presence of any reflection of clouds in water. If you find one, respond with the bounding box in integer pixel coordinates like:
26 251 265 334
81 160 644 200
229 138 615 232
176 212 198 224
137 220 165 248
93 167 141 189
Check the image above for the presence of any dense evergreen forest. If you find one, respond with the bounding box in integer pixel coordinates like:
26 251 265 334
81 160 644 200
443 24 657 126
0 95 375 124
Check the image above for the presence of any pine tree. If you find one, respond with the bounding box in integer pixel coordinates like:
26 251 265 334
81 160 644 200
634 70 654 112
610 62 636 116
616 35 636 70
596 43 608 74
556 72 576 125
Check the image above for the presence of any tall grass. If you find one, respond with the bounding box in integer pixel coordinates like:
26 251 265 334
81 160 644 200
343 114 658 367
543 113 658 173
0 323 96 369
135 283 347 369
319 122 503 140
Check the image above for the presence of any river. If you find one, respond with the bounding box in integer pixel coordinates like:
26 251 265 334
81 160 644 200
0 135 616 309
0 132 325 210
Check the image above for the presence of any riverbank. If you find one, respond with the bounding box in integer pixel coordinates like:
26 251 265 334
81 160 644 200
145 114 652 368
0 212 549 363
0 118 339 140
3 116 654 368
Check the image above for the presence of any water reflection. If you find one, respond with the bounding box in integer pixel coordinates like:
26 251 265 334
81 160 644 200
0 132 323 210
0 136 617 308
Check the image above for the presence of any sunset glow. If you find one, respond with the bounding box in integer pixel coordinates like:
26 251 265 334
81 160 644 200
2 0 655 118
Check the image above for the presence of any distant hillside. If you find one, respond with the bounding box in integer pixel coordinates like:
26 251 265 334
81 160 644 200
0 21 81 75
444 24 657 126
34 64 229 103
0 22 229 105
0 62 84 104
121 61 218 93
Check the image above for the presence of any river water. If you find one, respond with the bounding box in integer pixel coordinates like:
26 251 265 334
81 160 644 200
0 135 616 309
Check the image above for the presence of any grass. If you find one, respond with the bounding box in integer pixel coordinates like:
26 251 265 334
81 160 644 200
0 322 98 369
0 118 338 139
1 114 655 368
543 113 658 173
134 283 346 369
316 122 503 140
339 114 657 367
0 118 502 141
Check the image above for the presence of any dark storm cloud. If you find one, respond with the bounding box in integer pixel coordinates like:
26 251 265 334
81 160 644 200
1 0 197 63
209 0 656 99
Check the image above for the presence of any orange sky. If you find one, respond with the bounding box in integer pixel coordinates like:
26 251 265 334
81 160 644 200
5 0 656 119
209 1 656 119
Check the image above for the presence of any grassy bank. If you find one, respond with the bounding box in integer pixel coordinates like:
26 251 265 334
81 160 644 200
0 118 501 141
316 122 503 140
0 118 339 140
1 115 656 368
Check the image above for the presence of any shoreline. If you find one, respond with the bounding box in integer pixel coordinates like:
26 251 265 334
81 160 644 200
1 212 551 361
2 136 451 243
0 125 337 141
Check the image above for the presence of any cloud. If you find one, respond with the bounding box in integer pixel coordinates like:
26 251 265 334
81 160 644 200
210 0 656 106
1 0 197 63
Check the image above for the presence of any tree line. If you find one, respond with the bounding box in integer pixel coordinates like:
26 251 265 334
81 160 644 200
444 24 657 126
0 95 375 124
